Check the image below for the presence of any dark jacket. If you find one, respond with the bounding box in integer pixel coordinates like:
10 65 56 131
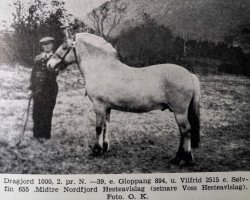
29 53 58 94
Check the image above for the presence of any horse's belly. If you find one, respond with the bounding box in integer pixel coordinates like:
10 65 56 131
87 78 169 112
111 103 164 113
108 93 166 113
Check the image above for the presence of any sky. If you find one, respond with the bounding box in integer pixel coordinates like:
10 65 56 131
0 0 107 28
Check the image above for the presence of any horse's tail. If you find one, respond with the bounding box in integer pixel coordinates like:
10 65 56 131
188 74 201 148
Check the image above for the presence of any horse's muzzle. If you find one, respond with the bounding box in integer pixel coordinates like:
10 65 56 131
47 63 54 71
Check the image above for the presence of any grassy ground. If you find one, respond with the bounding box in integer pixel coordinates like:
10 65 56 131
0 64 249 173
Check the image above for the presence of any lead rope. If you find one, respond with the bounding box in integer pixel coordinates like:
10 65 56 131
73 47 87 96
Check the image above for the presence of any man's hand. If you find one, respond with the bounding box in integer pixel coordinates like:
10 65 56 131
27 90 33 99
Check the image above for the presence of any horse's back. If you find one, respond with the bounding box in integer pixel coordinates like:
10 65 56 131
137 63 195 95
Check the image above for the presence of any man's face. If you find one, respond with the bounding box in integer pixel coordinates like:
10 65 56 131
42 42 54 53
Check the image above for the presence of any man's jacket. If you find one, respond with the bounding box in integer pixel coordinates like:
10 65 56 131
29 53 58 93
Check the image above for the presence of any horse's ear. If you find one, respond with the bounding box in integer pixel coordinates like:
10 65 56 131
65 28 70 40
64 28 75 47
62 28 67 42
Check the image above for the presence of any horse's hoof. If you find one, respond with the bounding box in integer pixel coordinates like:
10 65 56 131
170 156 181 165
103 142 109 153
183 160 196 166
182 152 193 163
170 151 194 165
92 144 102 156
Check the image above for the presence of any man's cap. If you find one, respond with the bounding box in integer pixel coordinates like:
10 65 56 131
39 37 54 44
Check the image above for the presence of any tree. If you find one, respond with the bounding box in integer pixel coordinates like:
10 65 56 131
4 0 72 66
68 18 90 36
87 0 128 41
114 13 176 67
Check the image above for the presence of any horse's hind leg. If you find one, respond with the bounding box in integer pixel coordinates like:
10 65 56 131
93 102 108 156
102 108 111 153
172 110 194 165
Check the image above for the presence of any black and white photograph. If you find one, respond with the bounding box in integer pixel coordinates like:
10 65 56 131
0 0 249 177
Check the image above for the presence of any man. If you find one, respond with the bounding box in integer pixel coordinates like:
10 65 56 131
28 37 58 139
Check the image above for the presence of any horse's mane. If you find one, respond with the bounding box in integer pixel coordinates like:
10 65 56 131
76 33 118 57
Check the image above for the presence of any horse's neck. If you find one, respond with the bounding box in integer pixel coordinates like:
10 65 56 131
81 53 117 70
79 54 119 81
75 44 120 80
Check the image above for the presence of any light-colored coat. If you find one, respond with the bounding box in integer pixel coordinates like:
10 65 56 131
47 33 201 164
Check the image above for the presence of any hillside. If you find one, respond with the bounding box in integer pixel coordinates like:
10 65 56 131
83 0 250 42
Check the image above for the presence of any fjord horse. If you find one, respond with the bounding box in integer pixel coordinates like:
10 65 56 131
47 33 201 164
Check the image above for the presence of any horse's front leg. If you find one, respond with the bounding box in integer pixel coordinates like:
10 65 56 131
103 108 111 153
172 110 194 165
92 102 109 156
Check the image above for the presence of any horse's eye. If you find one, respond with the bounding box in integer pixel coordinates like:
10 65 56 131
62 44 68 50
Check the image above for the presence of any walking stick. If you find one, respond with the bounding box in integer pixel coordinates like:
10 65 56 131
16 96 32 147
16 89 41 147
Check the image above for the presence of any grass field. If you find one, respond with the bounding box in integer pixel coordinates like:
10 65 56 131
0 64 249 173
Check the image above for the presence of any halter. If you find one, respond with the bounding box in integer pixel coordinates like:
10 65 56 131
54 46 76 67
53 45 85 79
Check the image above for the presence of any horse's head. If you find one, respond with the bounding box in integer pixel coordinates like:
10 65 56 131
48 32 119 72
47 41 77 72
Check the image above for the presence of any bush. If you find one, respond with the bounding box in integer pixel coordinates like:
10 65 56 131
113 13 176 67
1 0 70 66
219 57 250 77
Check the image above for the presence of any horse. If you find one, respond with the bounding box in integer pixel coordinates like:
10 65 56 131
47 33 201 164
